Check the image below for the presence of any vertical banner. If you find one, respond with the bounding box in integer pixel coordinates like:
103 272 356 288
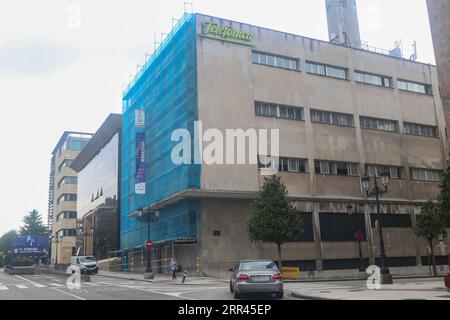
135 132 146 195
135 110 145 128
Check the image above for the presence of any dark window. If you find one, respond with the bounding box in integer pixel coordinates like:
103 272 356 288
323 259 370 271
320 213 366 242
370 214 412 228
255 101 304 121
421 256 449 266
375 257 417 268
297 213 314 242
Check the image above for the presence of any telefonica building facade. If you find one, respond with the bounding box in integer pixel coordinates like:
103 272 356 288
120 13 450 276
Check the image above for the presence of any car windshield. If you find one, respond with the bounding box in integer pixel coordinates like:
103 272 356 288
240 261 277 271
79 256 96 262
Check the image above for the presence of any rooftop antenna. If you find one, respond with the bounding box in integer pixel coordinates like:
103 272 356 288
172 18 179 28
410 41 418 61
154 30 161 51
184 2 194 14
161 32 168 43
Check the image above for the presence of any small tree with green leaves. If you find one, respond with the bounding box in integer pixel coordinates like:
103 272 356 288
439 159 450 224
414 200 448 276
248 175 304 270
19 210 48 237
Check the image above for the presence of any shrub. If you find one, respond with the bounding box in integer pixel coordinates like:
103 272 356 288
13 259 34 267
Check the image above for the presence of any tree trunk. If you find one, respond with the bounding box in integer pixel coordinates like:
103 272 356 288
277 243 282 271
430 239 438 276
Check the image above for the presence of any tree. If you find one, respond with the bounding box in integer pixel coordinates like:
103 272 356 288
414 200 448 276
438 159 450 224
248 175 304 270
19 210 48 237
0 230 17 255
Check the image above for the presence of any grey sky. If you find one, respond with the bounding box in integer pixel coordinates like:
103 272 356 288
0 0 435 235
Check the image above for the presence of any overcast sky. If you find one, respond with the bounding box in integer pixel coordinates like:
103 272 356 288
0 0 435 236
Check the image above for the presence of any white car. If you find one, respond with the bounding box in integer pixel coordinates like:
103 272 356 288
70 256 99 275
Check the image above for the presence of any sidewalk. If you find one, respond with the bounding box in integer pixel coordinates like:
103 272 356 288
95 270 228 285
290 280 450 300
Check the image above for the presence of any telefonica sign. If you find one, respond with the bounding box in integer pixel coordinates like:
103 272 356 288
201 20 254 45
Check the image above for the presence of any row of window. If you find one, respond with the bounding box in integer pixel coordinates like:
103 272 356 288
355 71 392 88
56 211 77 222
252 51 299 71
58 159 73 172
56 229 76 238
254 102 438 137
57 193 77 205
311 109 354 127
259 156 442 182
251 50 433 95
58 176 78 189
305 61 348 80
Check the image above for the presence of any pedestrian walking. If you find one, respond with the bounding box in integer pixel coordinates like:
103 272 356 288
170 257 178 280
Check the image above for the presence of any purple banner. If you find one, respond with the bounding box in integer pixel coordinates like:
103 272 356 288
135 132 146 194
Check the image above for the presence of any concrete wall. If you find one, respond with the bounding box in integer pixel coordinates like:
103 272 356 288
198 198 450 277
195 14 447 203
427 0 450 141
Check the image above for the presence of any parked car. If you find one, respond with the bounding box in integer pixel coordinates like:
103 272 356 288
70 256 99 275
229 260 284 299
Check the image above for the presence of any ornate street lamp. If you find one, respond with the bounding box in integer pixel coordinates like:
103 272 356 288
361 170 393 285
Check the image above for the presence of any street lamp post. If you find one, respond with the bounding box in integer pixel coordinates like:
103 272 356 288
361 171 393 285
143 209 160 279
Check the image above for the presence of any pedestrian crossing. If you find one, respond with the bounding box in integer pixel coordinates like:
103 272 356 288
284 283 361 292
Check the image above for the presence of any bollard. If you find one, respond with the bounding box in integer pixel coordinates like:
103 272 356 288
196 257 200 274
181 269 188 284
445 254 450 290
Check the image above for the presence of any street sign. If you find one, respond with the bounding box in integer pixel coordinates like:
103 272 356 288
145 240 154 250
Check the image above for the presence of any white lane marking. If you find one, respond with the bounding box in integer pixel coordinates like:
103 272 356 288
13 275 48 288
15 284 28 289
49 283 65 287
0 285 8 291
33 283 48 288
52 288 86 301
116 284 196 300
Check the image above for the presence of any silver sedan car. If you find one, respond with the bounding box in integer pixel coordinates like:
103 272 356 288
229 260 284 299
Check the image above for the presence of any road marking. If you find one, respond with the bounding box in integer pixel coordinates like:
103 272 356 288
49 283 65 287
14 275 50 289
15 284 28 289
52 288 86 301
0 285 8 291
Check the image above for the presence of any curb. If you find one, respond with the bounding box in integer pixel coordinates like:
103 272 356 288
284 275 446 284
95 273 228 286
289 290 337 301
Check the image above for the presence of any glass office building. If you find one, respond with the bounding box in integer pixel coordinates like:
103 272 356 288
71 114 121 259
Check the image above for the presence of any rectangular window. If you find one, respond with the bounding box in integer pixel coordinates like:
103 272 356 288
398 80 432 95
404 122 438 137
306 61 348 80
58 176 78 188
277 157 308 173
354 71 392 88
315 161 359 176
57 193 77 205
58 159 73 172
366 165 404 179
56 211 77 222
360 116 399 132
311 109 353 127
255 101 304 121
411 168 442 182
252 51 299 71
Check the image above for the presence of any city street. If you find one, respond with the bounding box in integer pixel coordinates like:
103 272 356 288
0 269 298 300
1 268 449 300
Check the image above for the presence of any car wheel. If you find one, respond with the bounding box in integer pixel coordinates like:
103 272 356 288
275 291 284 299
229 282 234 293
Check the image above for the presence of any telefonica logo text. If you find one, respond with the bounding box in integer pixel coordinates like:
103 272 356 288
202 20 254 43
171 121 279 176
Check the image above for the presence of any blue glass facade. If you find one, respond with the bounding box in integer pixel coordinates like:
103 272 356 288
120 14 200 250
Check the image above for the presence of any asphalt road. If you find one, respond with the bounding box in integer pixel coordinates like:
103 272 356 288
0 269 298 300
